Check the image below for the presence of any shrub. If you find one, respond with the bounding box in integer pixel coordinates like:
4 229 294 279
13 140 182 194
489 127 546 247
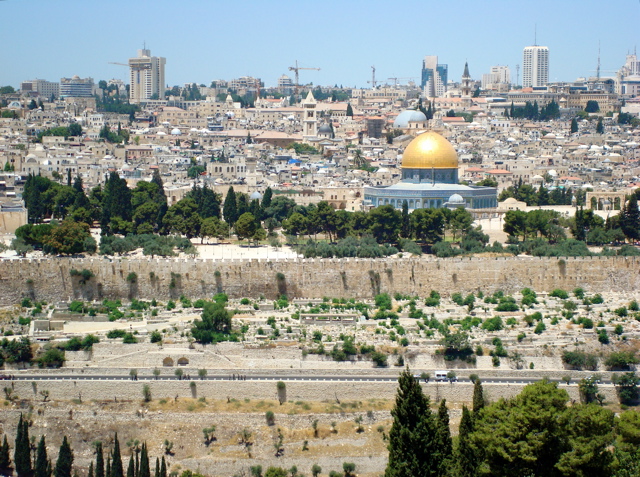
371 351 388 367
550 289 569 300
534 322 546 334
562 350 598 370
482 316 504 332
122 333 137 344
126 272 137 284
265 410 275 426
150 331 162 343
605 351 639 370
615 307 628 317
106 329 127 339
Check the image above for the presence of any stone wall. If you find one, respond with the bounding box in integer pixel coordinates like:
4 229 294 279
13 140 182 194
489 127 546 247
1 255 639 305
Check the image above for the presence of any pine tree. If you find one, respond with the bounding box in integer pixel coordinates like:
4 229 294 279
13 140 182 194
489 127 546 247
0 435 12 477
110 435 123 477
53 437 73 477
35 436 48 477
126 457 134 477
621 195 640 241
95 443 104 477
223 186 238 225
15 415 32 477
385 369 443 477
436 399 452 461
473 380 485 414
456 406 476 477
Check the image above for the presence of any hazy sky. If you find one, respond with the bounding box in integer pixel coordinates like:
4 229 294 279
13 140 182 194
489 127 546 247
2 0 639 89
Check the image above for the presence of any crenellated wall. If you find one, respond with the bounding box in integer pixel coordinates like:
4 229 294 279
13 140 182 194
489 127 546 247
1 255 639 305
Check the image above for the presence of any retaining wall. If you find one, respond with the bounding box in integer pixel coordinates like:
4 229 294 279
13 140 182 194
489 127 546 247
2 255 639 305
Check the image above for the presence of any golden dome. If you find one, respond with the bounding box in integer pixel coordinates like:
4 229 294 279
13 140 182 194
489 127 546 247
401 131 458 169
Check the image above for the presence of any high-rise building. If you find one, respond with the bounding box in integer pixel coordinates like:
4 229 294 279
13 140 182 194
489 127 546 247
522 46 549 88
481 66 511 89
129 49 166 104
421 56 448 97
60 76 94 98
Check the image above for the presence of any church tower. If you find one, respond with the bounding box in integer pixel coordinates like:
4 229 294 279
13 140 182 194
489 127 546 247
302 90 318 141
461 62 472 97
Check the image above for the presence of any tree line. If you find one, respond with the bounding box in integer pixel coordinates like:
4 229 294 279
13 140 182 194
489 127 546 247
385 369 640 477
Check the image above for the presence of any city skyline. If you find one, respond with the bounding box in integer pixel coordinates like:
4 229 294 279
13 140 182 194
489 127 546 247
1 0 639 90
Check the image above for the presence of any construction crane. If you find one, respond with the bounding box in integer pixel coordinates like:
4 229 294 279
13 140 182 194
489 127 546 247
367 66 377 89
387 76 417 87
288 60 320 98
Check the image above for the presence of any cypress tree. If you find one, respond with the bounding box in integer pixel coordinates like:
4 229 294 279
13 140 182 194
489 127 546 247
53 437 73 477
160 458 166 477
95 443 104 477
35 436 48 477
0 435 12 477
346 103 353 117
105 457 110 477
110 434 123 477
570 117 578 134
15 415 32 477
126 457 134 477
456 406 476 477
261 187 273 212
401 201 410 239
473 380 485 414
138 444 149 477
596 117 604 134
154 459 159 477
223 186 237 225
46 460 52 477
385 368 443 477
88 463 94 477
436 399 452 461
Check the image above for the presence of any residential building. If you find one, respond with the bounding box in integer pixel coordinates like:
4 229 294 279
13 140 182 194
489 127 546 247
129 49 166 104
482 66 511 90
522 46 549 87
617 53 640 96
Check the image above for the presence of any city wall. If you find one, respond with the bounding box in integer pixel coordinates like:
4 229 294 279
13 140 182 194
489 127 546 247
1 255 638 305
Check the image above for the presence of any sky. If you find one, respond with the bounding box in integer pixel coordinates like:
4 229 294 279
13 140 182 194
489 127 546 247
1 0 639 90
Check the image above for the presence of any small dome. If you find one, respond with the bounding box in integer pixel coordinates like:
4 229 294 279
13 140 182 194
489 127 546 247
448 194 464 204
318 124 332 134
393 109 427 128
401 131 458 169
171 128 182 135
249 191 263 200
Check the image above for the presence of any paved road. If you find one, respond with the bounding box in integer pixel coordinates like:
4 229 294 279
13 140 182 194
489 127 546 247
4 374 611 385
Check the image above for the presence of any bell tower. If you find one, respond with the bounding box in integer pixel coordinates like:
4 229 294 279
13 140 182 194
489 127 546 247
302 90 318 141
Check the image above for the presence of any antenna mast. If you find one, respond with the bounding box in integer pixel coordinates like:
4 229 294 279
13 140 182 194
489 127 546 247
597 41 601 80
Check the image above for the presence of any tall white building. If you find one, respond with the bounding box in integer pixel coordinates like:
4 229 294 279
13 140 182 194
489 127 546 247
129 49 166 104
522 46 549 88
617 53 640 96
482 65 511 90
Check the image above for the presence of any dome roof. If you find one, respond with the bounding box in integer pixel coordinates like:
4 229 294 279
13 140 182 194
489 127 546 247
401 131 458 169
318 123 332 134
448 194 464 204
249 191 263 200
393 109 427 128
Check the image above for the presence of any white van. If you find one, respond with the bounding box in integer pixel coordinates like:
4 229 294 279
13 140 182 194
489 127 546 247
435 371 448 382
